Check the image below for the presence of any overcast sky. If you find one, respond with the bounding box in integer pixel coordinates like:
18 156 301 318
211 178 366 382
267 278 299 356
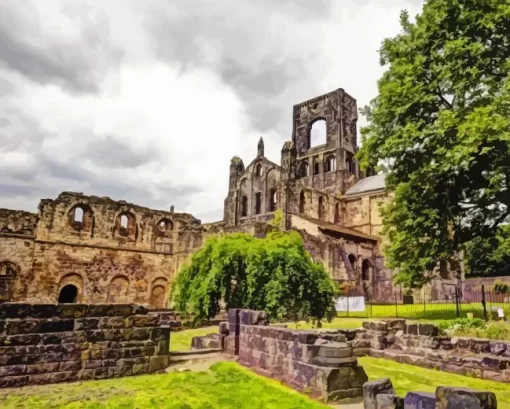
0 0 423 222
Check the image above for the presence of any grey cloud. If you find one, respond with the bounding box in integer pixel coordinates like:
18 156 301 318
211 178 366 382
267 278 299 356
82 135 162 170
146 0 335 136
0 1 124 94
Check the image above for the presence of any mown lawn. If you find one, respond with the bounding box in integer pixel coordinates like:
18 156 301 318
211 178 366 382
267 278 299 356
360 357 510 409
0 362 329 409
170 326 220 351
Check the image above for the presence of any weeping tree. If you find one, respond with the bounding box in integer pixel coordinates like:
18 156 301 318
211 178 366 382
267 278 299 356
171 230 339 324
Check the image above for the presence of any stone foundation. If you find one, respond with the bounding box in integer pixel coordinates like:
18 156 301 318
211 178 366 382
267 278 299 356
364 377 497 409
346 319 510 383
0 303 171 388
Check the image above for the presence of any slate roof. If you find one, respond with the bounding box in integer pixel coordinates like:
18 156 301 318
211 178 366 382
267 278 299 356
344 174 386 197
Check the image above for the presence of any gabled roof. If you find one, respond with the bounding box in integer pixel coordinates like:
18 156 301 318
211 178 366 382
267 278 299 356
344 174 386 197
294 214 379 243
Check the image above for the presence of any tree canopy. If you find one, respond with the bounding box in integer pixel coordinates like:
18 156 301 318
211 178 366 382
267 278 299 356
357 0 510 287
171 230 339 324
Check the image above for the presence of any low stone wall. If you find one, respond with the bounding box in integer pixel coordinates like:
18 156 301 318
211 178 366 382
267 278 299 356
0 303 171 388
217 309 368 402
363 377 497 409
349 320 510 383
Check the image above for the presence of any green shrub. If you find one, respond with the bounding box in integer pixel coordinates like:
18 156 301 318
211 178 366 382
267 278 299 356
485 322 510 340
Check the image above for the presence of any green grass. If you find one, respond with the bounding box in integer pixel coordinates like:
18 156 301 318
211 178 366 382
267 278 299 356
170 326 219 351
0 362 329 409
360 357 510 409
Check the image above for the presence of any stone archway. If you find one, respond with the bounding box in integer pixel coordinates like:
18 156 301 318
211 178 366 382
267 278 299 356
150 278 168 309
107 275 130 303
58 273 83 303
58 285 78 303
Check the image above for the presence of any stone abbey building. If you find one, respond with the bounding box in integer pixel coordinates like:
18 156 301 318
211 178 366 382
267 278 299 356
0 88 456 307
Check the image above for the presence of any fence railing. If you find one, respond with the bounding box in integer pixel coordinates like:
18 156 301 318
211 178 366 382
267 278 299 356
336 284 510 321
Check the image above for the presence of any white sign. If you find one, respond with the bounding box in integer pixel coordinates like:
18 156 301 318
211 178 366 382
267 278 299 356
335 296 366 312
497 308 505 318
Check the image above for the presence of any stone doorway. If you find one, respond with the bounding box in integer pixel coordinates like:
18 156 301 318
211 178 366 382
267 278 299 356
58 284 78 303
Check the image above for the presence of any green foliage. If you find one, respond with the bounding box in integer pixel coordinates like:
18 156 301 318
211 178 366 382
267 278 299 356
438 318 510 341
270 208 284 229
465 225 510 277
438 317 485 333
358 0 510 287
171 231 339 324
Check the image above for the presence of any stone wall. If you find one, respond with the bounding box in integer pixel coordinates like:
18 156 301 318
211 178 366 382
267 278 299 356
348 320 510 384
363 377 497 409
0 303 170 388
1 191 205 307
221 309 369 402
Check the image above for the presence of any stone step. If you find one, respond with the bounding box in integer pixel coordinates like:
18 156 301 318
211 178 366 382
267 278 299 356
170 348 222 357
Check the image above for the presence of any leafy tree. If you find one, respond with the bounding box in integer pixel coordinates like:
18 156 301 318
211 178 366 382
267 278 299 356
465 224 510 277
171 231 339 324
358 0 510 287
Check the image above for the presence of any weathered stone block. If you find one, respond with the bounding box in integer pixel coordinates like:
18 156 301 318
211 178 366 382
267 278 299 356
363 378 395 409
435 387 497 409
0 365 26 377
219 321 229 335
0 334 41 346
55 304 89 318
150 327 170 341
363 321 388 332
0 304 31 319
403 391 435 409
149 355 169 372
25 362 60 375
132 315 159 327
74 318 99 331
0 375 29 388
39 319 75 333
376 393 404 409
29 305 58 319
99 317 134 329
87 304 133 317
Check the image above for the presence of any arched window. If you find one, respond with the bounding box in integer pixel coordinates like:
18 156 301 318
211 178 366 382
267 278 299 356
299 191 306 214
241 195 248 217
120 215 128 228
255 192 262 215
334 203 340 223
268 189 277 212
362 259 372 281
58 285 78 303
255 163 262 177
346 152 355 174
325 156 336 172
299 162 309 178
74 207 84 223
309 119 327 148
314 162 320 175
318 196 325 220
348 254 357 272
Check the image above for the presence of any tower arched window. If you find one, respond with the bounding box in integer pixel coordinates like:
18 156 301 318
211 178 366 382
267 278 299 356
299 191 306 214
299 162 309 178
255 163 262 177
255 192 262 215
325 156 336 172
241 195 248 217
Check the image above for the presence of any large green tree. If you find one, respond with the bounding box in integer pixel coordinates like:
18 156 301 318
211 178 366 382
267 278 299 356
171 231 339 324
358 0 510 287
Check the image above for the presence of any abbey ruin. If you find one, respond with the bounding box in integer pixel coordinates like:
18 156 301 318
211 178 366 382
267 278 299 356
0 88 458 307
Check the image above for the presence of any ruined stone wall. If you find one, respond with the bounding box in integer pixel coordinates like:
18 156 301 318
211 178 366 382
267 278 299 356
1 192 203 307
363 377 497 409
0 303 170 388
0 209 38 302
351 320 510 384
223 309 368 402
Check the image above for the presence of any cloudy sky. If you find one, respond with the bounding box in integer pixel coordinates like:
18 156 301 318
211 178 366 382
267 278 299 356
0 0 422 222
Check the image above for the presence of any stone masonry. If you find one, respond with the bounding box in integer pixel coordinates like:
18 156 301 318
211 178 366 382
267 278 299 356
0 88 459 306
363 377 497 409
0 302 170 388
338 319 510 384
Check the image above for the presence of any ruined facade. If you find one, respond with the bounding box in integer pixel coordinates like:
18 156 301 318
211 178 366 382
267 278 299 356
0 87 457 306
0 193 203 307
217 87 458 301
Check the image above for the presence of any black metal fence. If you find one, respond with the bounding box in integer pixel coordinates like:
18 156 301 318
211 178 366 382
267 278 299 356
336 284 510 321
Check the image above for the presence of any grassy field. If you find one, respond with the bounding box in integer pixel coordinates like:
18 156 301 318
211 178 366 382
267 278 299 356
360 357 510 409
0 362 329 409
